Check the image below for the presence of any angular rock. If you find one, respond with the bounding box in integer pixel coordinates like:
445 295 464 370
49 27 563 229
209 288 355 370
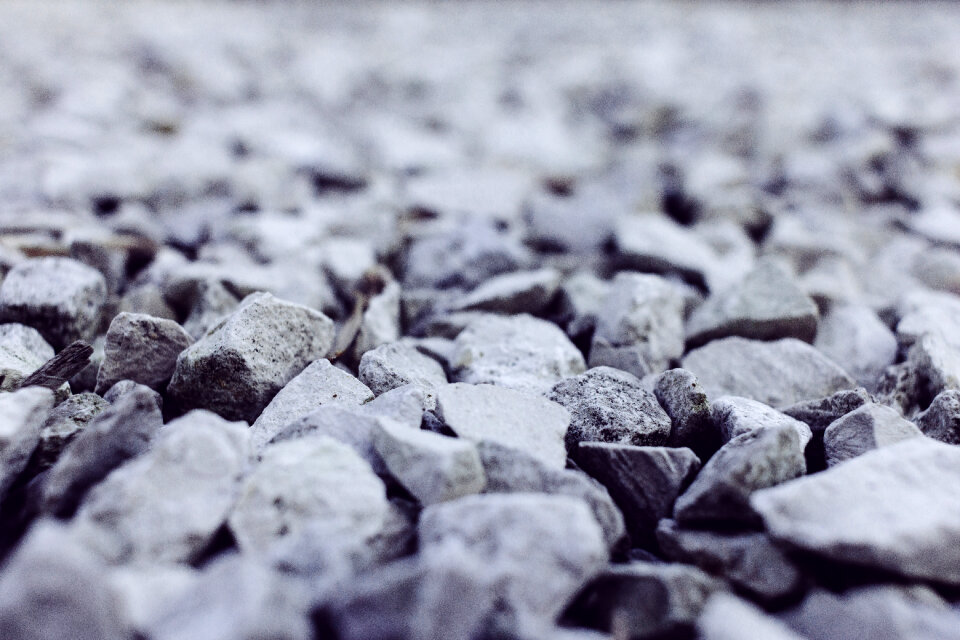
436 383 570 469
359 341 447 410
752 437 960 584
0 387 54 499
654 368 717 456
249 359 373 450
815 304 897 391
32 392 108 472
181 279 240 340
674 423 806 526
449 268 561 315
554 271 610 341
589 272 684 378
823 402 923 467
72 410 249 564
916 389 960 445
577 443 699 547
656 519 804 603
682 337 856 407
549 367 671 454
711 396 812 447
698 593 806 640
0 257 107 349
167 292 336 422
95 312 193 394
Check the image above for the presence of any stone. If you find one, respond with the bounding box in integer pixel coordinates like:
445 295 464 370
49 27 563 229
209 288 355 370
549 367 672 454
249 359 373 450
449 268 561 315
436 383 571 469
0 387 54 499
95 312 194 394
0 520 126 640
577 443 700 548
674 424 806 527
711 396 812 447
478 441 627 551
589 272 684 378
229 436 389 554
905 333 960 402
916 389 960 444
68 335 103 394
167 292 336 422
698 593 806 640
781 387 872 471
350 280 401 361
419 493 607 623
814 304 897 391
0 257 107 349
40 385 163 517
72 410 249 564
563 561 721 639
372 420 485 505
656 519 804 603
682 337 856 407
685 258 817 348
117 284 178 321
359 341 447 410
823 402 923 466
654 368 717 456
751 437 960 584
32 392 108 472
451 314 586 395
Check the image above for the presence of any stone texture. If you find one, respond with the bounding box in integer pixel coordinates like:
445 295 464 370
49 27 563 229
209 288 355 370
711 396 812 447
168 292 336 422
823 402 923 467
613 212 719 290
0 387 54 499
654 368 717 456
449 268 561 315
916 389 960 444
95 312 193 394
359 341 447 410
814 304 897 391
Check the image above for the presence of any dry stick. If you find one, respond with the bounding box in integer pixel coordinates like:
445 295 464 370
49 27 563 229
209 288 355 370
19 341 94 390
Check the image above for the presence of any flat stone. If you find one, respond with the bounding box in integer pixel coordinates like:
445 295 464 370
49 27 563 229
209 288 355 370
698 593 806 640
682 337 856 408
711 396 812 448
449 268 561 315
168 292 336 422
72 410 249 564
823 402 923 467
751 437 960 584
815 305 897 391
656 519 804 603
0 387 54 499
436 383 571 469
250 359 373 450
0 257 107 349
916 389 960 444
359 341 447 410
32 392 108 472
589 272 684 378
686 258 817 348
95 312 194 394
451 314 586 395
577 443 699 548
549 367 671 454
654 368 717 456
674 423 806 527
372 420 485 505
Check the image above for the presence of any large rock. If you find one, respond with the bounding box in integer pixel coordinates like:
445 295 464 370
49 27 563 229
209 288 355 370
682 337 856 407
751 438 960 584
823 403 923 467
95 312 194 394
436 383 570 469
358 341 447 410
167 292 336 422
0 257 107 349
0 387 54 499
814 304 897 391
916 389 960 445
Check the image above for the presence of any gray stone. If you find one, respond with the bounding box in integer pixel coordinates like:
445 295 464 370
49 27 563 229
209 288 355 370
656 519 804 603
419 493 607 623
359 341 447 410
686 258 817 348
916 389 960 444
478 441 627 551
95 312 193 394
436 383 571 469
250 359 373 450
372 420 485 505
0 387 54 499
117 284 178 321
451 314 586 395
549 367 671 454
449 268 561 315
270 405 390 475
229 436 389 554
107 564 199 634
815 304 897 391
682 337 856 407
359 384 427 427
674 423 806 526
68 334 103 394
554 271 609 340
751 437 960 584
654 368 717 455
168 292 336 422
0 257 107 349
698 593 806 640
0 520 126 640
589 272 684 378
711 396 812 447
577 443 699 547
823 402 923 466
72 410 249 564
33 392 108 472
40 385 162 517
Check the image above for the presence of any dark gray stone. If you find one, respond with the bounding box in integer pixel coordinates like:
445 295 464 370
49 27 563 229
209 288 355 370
781 387 873 471
814 304 897 391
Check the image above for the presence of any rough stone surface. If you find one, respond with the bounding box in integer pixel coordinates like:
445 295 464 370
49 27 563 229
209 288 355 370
654 368 717 455
711 396 812 447
682 337 856 407
32 392 108 472
436 383 571 469
548 366 671 453
168 292 336 422
359 341 447 410
814 304 898 391
0 257 108 349
823 402 923 467
95 312 193 394
449 268 561 315
698 593 806 640
577 443 700 548
916 389 960 445
0 387 54 499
